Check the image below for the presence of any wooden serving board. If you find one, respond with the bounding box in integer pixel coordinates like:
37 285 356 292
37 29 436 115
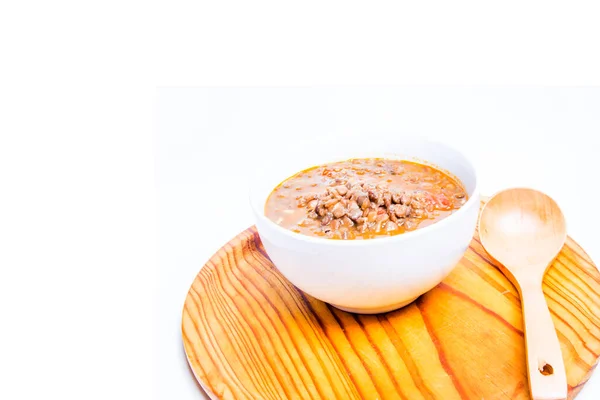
182 219 600 399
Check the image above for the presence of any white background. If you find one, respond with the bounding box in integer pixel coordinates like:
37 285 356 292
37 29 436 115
157 87 600 399
2 1 600 399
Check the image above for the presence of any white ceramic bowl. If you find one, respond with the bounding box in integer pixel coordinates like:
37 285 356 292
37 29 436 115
250 138 479 314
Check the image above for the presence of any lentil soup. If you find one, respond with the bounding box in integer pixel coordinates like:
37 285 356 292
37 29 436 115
264 158 468 240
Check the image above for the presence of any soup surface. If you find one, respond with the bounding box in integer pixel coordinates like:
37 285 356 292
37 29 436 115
265 158 468 240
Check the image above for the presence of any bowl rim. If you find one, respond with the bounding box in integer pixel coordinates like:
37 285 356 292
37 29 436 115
249 138 480 246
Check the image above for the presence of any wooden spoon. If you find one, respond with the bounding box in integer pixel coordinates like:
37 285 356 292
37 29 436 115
479 188 567 400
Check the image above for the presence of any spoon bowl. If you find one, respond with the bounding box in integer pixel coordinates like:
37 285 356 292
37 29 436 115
479 188 567 281
479 188 568 400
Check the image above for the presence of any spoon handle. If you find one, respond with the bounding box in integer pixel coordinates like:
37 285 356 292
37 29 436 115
520 284 567 400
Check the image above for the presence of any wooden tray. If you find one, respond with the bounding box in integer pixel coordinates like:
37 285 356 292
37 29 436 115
182 220 600 399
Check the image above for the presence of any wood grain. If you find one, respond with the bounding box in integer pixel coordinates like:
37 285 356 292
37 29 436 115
182 224 600 399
